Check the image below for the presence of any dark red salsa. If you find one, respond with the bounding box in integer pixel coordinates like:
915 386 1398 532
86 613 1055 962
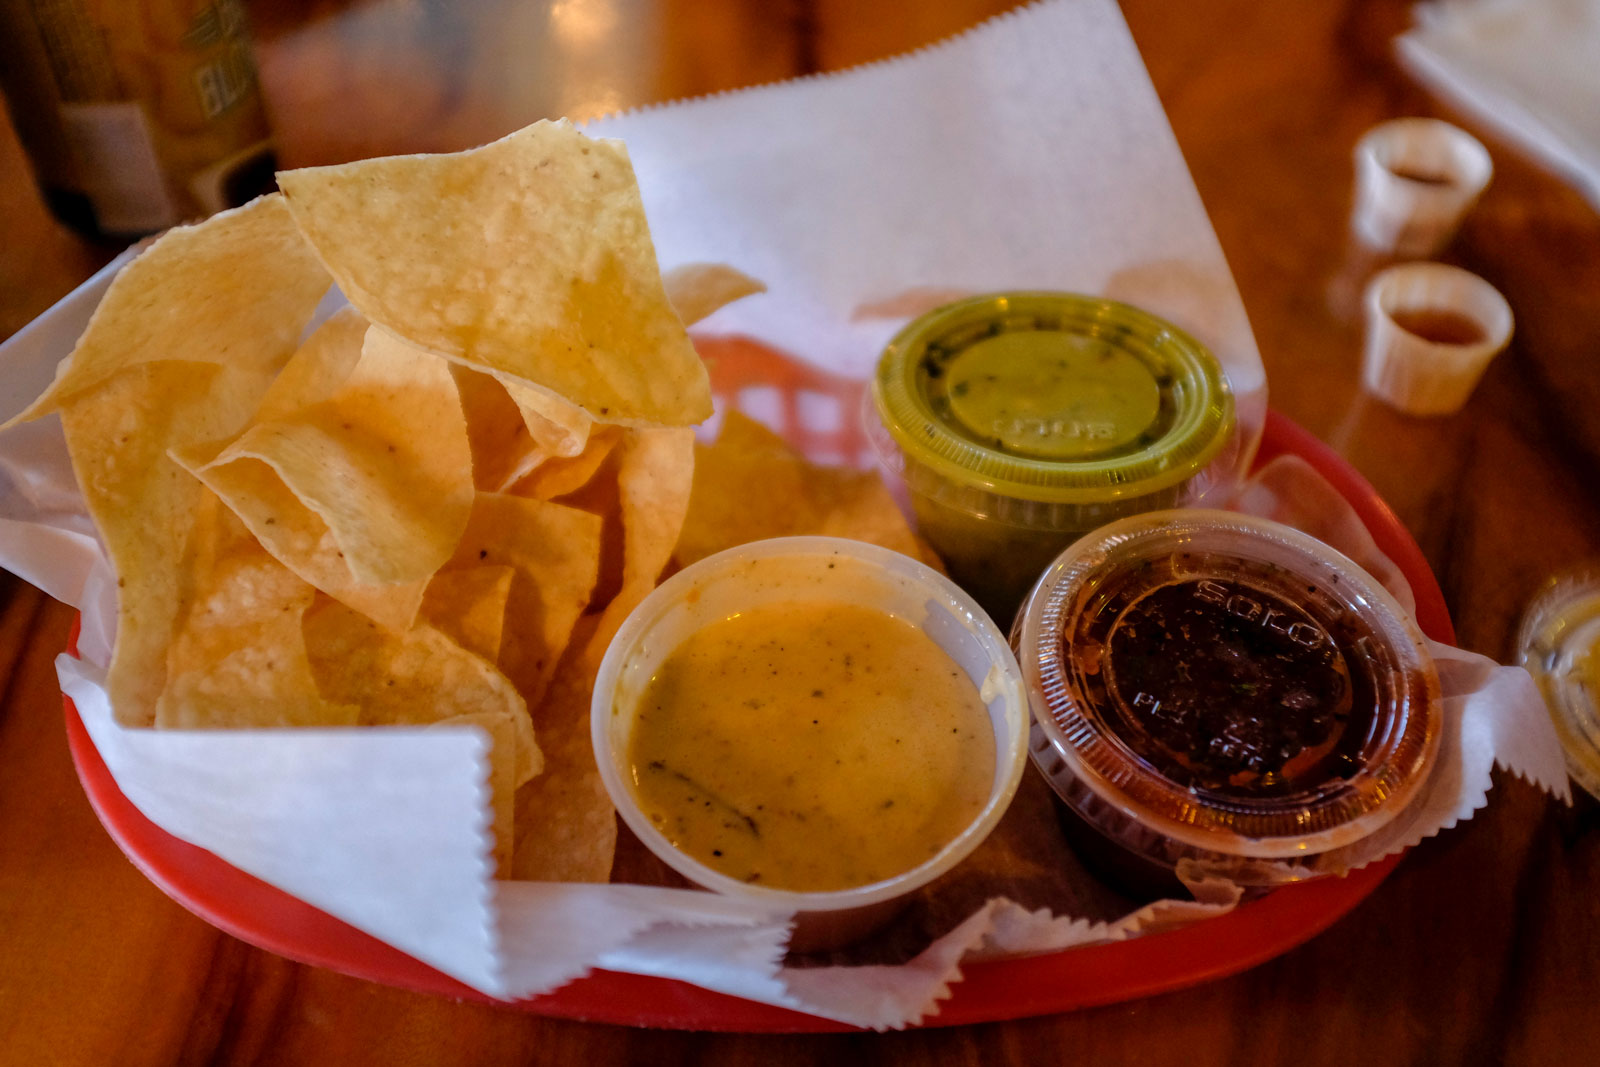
1065 554 1378 796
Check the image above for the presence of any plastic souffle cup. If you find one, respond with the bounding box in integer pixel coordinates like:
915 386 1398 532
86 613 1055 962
591 536 1029 951
1014 510 1442 888
1352 117 1493 257
1517 565 1600 802
868 292 1237 625
1361 262 1513 416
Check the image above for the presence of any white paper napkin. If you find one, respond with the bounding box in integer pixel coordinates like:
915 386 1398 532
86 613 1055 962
0 0 1567 1031
1398 0 1600 210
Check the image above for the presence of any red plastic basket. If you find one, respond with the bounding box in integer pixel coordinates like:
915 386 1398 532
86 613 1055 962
64 338 1452 1031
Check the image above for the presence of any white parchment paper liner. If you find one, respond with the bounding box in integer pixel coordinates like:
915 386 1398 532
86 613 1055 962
0 0 1567 1030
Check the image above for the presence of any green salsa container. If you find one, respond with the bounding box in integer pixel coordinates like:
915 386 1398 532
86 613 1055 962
869 292 1237 621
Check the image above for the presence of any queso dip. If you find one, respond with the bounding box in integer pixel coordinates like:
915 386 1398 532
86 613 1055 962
627 601 994 892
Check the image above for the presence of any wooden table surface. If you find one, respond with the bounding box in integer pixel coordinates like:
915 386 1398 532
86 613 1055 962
3 1 1598 1063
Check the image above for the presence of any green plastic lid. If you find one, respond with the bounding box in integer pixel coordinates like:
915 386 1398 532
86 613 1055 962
872 292 1235 504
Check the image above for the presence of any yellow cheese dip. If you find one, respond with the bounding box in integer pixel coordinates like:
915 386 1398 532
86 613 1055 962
627 601 995 892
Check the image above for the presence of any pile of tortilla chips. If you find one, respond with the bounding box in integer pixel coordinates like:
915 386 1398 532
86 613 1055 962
11 117 929 887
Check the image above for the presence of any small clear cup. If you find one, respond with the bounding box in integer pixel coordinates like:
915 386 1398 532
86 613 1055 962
1014 510 1441 888
1361 262 1514 416
1517 566 1600 802
592 536 1029 950
1352 117 1493 257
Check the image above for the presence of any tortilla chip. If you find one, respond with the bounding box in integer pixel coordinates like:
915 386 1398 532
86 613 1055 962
174 314 433 629
675 411 926 568
675 413 810 566
500 379 594 458
452 366 544 492
303 597 540 786
190 324 474 588
512 616 615 882
174 446 429 632
61 361 279 726
551 445 626 610
508 425 623 501
155 498 358 729
583 427 696 667
429 711 517 873
278 120 712 427
661 263 766 327
255 305 369 422
9 195 329 426
421 565 515 664
813 469 929 559
443 493 602 711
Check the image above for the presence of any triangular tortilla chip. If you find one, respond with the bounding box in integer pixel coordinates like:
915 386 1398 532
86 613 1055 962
189 324 474 588
508 425 623 501
303 597 541 786
453 365 544 492
156 498 358 729
8 194 329 427
500 378 594 458
174 447 429 632
583 427 696 667
674 412 814 567
512 616 615 882
255 305 369 422
62 361 280 726
675 411 927 569
421 565 516 664
278 120 711 427
661 263 766 327
443 493 602 711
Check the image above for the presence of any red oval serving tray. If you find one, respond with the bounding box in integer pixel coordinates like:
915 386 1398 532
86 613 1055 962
64 341 1454 1032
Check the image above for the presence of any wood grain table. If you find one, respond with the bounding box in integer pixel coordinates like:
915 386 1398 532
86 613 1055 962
3 1 1597 1063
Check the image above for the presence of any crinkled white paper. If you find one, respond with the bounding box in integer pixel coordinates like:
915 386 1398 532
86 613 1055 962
0 0 1567 1030
1398 0 1600 211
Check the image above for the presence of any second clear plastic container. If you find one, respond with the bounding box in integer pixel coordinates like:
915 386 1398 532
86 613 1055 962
868 292 1238 622
1014 510 1442 886
1517 566 1600 802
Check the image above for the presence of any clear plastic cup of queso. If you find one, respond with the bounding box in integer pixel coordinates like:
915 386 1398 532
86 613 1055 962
592 536 1029 950
1013 510 1442 890
868 292 1238 625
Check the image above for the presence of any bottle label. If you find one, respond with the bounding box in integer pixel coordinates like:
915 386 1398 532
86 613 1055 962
0 0 275 235
59 101 178 233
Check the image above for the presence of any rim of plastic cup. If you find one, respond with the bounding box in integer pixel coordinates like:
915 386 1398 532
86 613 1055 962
1365 262 1514 359
1357 116 1493 193
871 292 1235 504
591 535 1030 912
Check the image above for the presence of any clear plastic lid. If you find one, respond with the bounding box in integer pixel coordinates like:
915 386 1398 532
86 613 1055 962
1016 510 1441 875
1516 566 1600 801
872 292 1235 504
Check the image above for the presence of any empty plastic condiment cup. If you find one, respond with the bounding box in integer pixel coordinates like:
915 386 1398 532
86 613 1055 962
868 292 1237 624
1015 510 1442 888
1361 262 1513 416
1517 566 1600 802
592 536 1029 950
1352 117 1493 257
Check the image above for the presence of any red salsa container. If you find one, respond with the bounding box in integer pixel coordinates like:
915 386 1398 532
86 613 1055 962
1013 510 1442 885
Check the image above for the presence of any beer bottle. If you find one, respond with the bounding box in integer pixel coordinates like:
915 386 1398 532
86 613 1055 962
0 0 277 239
